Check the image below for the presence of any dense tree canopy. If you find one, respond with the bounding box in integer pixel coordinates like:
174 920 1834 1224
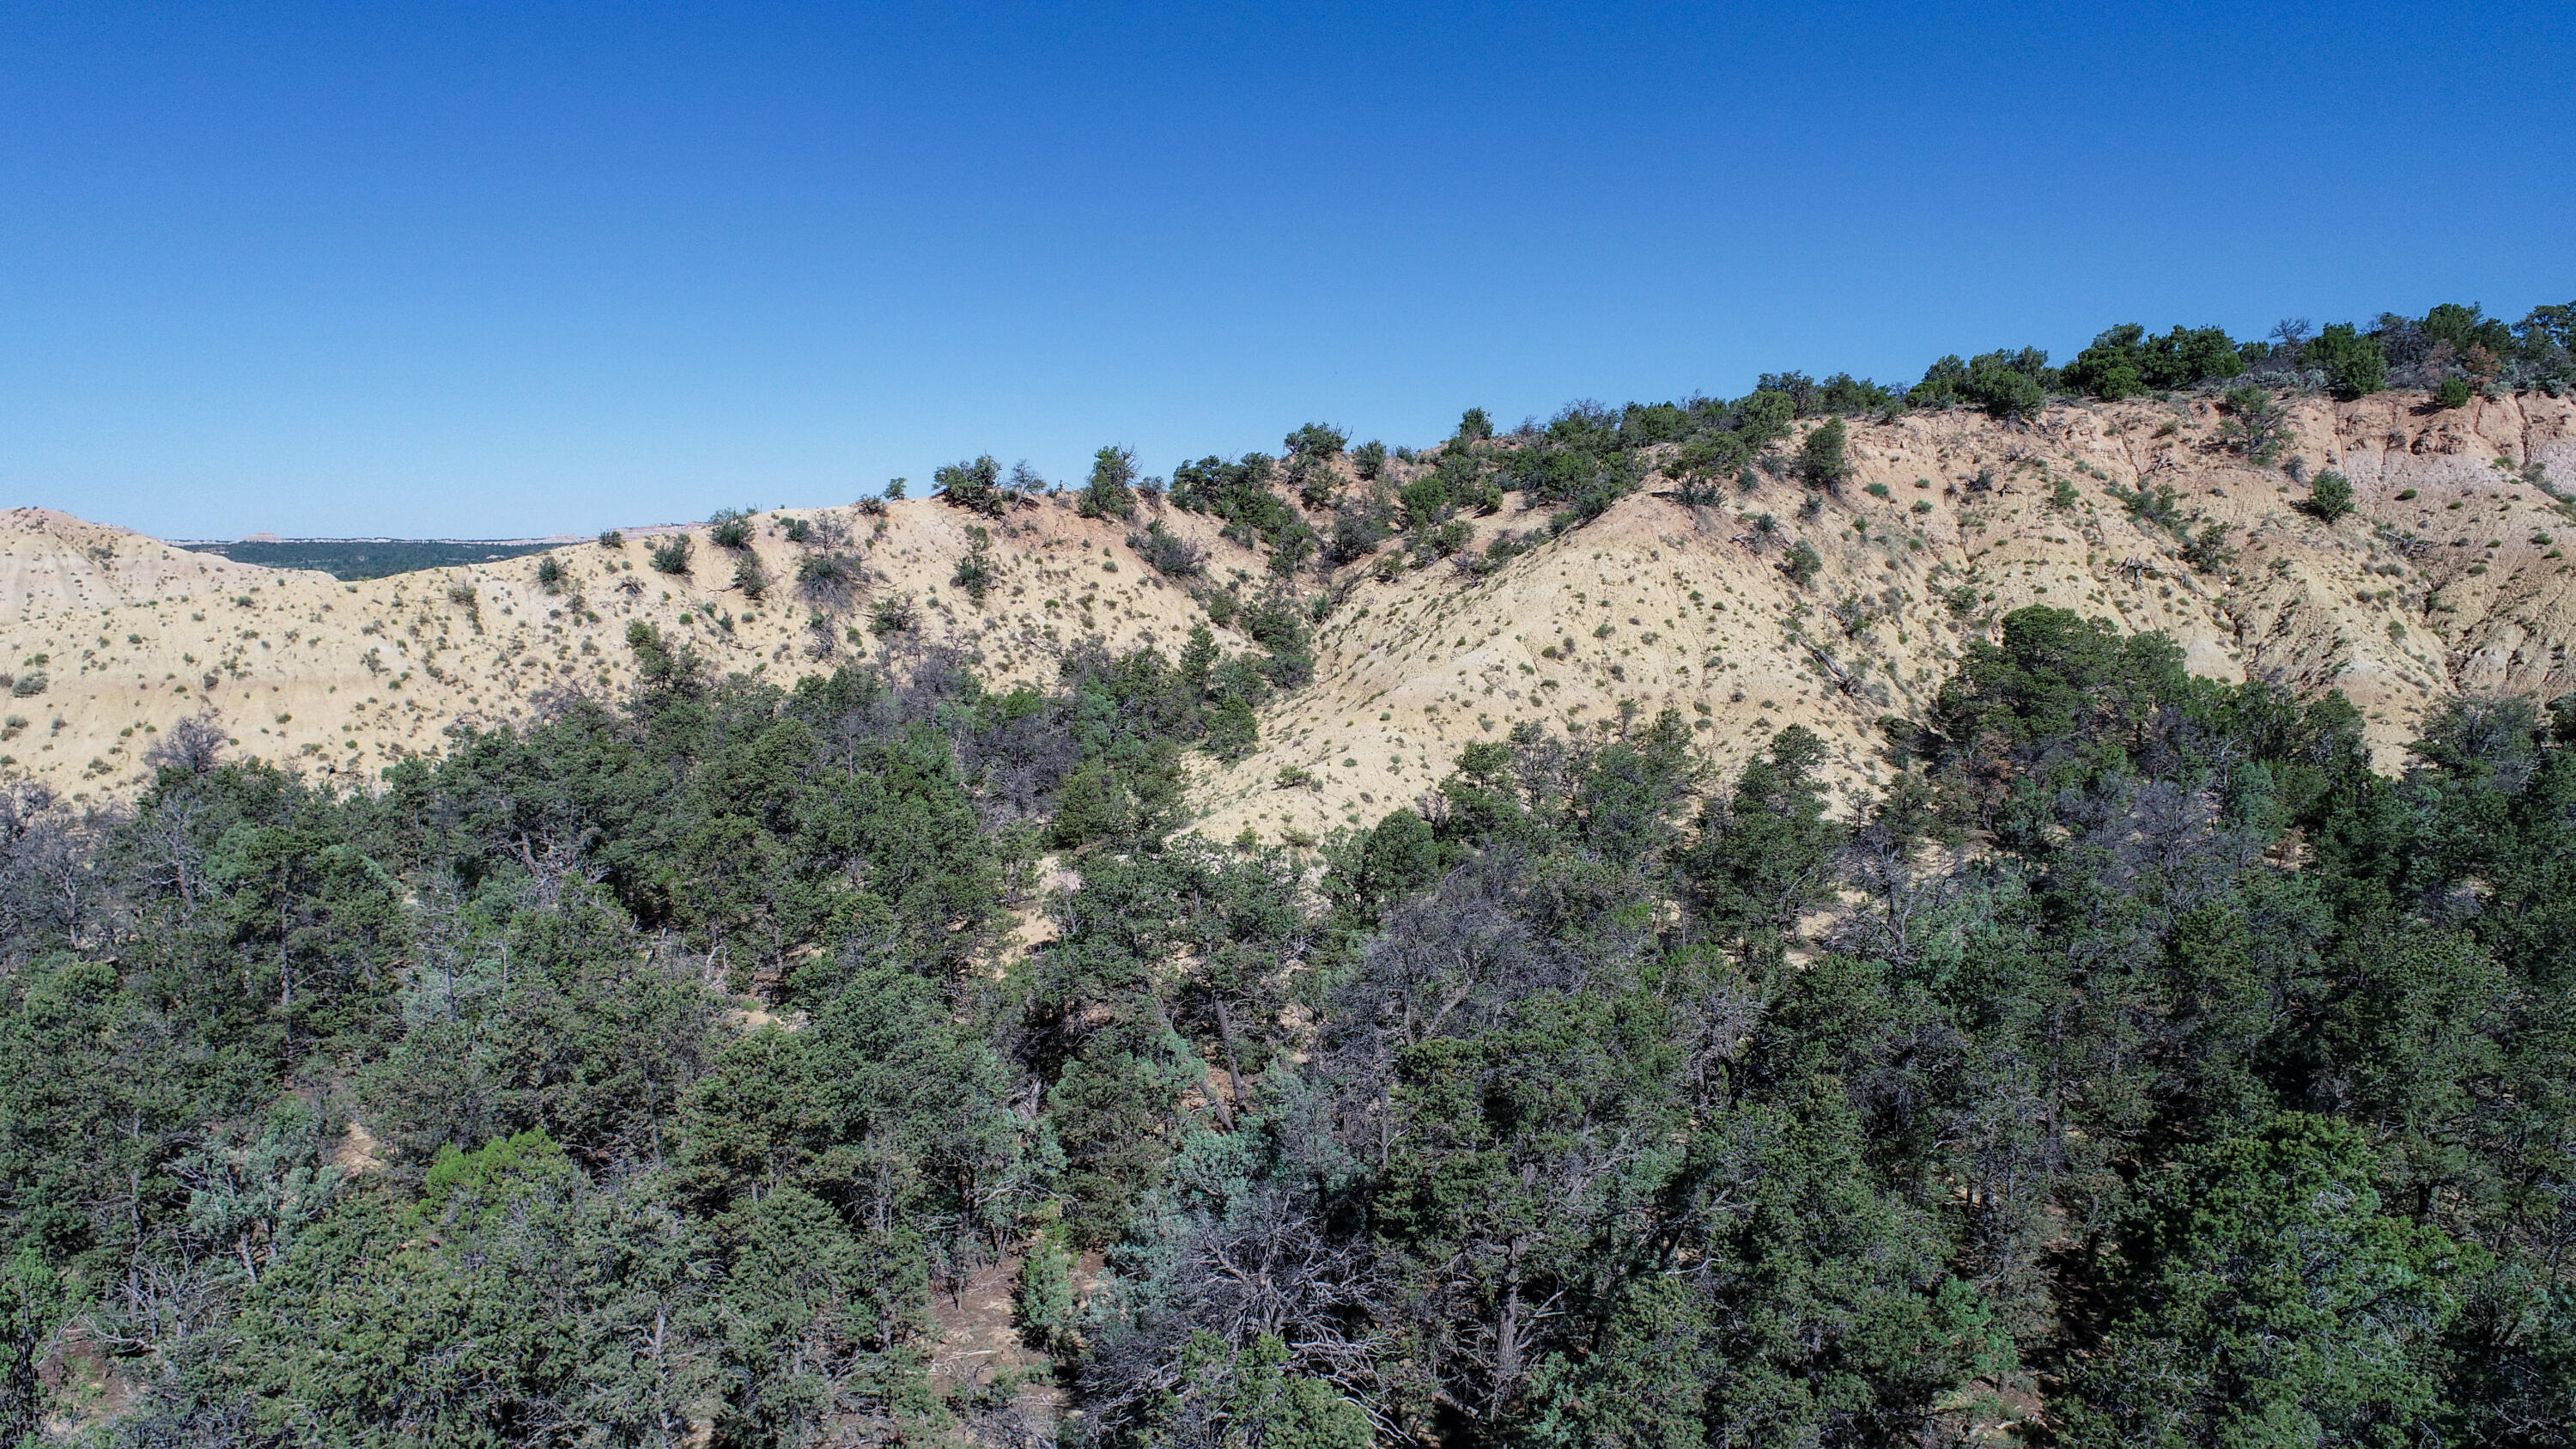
6 497 2575 1446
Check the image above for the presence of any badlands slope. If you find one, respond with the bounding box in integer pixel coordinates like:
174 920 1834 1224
10 389 2575 841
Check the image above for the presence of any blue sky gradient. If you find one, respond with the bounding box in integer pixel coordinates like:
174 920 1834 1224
4 2 2570 539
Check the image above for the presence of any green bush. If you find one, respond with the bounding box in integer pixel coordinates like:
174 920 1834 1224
650 533 693 575
935 454 1007 515
1911 348 2054 417
1079 445 1138 520
2306 471 2355 522
1781 540 1822 586
1284 422 1346 459
2309 323 2388 399
1013 1235 1078 1354
1400 476 1451 529
2216 384 2290 465
2433 375 2474 410
867 592 917 635
708 508 755 550
1796 417 1853 490
952 527 996 603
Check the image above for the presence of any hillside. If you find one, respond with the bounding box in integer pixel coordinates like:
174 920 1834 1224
10 390 2574 830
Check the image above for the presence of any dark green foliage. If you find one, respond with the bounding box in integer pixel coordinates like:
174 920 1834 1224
2062 1116 2470 1447
1170 453 1318 572
1080 444 1139 520
793 550 861 610
935 454 1008 515
9 348 2575 1449
2179 521 2236 574
1455 407 1494 441
1352 439 1388 480
1284 423 1347 459
1780 539 1821 586
1910 348 2055 417
649 532 694 575
1796 417 1852 490
2306 470 2356 522
180 538 558 580
2434 374 2474 409
951 524 996 602
2063 323 2246 399
1128 520 1206 577
2215 383 2290 464
1756 369 1899 416
2311 321 2390 398
708 507 756 550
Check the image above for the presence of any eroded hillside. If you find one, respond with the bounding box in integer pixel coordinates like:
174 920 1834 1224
10 390 2574 836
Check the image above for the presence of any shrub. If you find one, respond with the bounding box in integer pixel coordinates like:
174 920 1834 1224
2063 323 2245 398
795 551 862 610
535 556 564 592
935 455 1007 515
883 478 907 501
1128 521 1206 578
867 593 918 635
1284 422 1347 459
2216 384 2290 465
1078 445 1139 520
2050 477 2081 510
2310 323 2388 399
9 673 45 697
781 516 811 544
1287 454 1340 510
732 555 771 600
650 534 694 575
1781 541 1822 587
1456 407 1494 441
708 508 755 550
2305 472 2355 522
1797 418 1854 490
1352 440 1388 480
596 529 624 548
2180 523 2236 574
2433 375 2473 410
1400 476 1450 529
1327 496 1394 563
1911 348 2055 417
951 545 994 604
1013 1236 1077 1355
1863 482 1890 499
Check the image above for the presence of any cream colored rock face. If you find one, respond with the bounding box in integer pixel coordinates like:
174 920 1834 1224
11 391 2574 843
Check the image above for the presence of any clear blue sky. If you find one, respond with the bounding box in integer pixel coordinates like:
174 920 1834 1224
4 3 2570 539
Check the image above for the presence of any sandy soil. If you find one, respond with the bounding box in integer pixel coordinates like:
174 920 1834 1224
11 391 2573 840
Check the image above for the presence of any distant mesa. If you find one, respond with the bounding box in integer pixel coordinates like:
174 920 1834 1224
176 535 565 581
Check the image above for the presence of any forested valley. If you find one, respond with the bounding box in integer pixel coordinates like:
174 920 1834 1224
7 297 2576 1447
5 602 2571 1446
